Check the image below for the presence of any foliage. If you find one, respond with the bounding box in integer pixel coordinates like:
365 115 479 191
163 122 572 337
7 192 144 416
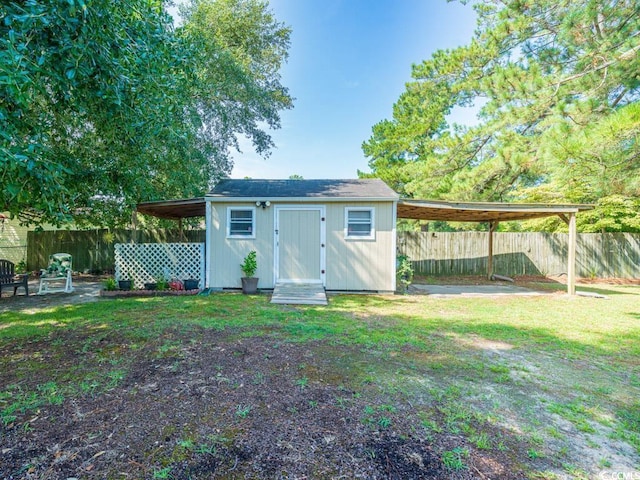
103 277 117 292
396 255 414 293
362 0 640 231
155 278 170 291
441 447 469 471
235 404 251 418
505 195 640 233
14 260 27 274
1 0 292 228
576 196 640 233
178 0 293 171
241 250 258 277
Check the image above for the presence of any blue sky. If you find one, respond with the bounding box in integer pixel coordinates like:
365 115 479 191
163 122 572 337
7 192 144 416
222 1 479 179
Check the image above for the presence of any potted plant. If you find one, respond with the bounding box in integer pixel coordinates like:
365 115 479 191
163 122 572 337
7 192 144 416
183 278 199 291
118 275 132 290
240 250 258 294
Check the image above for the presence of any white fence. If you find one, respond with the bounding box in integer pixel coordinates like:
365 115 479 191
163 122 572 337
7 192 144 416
114 243 205 289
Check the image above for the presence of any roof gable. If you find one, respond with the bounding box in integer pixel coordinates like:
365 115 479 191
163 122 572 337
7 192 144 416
207 179 399 200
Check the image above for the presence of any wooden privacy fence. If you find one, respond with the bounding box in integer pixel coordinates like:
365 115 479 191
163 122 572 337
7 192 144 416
27 229 205 272
398 232 640 278
27 229 640 278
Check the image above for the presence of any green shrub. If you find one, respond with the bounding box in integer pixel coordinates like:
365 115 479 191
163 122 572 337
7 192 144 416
396 255 414 293
241 250 257 277
103 277 117 291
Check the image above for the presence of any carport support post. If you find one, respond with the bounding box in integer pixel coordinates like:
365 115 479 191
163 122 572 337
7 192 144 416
559 213 577 295
567 212 577 295
487 221 498 279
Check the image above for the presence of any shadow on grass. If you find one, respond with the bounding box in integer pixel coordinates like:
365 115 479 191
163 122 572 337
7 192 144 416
575 286 640 296
323 293 640 359
4 290 640 359
0 294 279 342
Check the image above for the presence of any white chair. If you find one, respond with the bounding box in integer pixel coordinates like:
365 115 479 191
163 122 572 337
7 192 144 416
38 253 74 294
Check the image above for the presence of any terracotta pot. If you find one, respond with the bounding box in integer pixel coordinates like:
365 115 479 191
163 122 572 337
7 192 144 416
241 277 259 294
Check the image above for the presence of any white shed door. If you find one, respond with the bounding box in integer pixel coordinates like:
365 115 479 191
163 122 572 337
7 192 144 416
276 207 325 284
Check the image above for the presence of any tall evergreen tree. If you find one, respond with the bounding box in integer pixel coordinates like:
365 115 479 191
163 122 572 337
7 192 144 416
362 0 640 231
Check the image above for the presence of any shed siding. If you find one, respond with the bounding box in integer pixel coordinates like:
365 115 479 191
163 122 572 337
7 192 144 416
209 203 275 289
208 200 395 291
325 202 394 291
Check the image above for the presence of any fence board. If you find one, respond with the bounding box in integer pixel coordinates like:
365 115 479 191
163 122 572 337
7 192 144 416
27 229 206 272
27 229 640 278
398 232 640 278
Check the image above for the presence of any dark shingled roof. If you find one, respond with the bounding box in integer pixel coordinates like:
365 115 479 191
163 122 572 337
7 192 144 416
207 179 399 199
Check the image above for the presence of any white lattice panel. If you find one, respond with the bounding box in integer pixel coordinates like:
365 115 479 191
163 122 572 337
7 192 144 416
114 243 204 289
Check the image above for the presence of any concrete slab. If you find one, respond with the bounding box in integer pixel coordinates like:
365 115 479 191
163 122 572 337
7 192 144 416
409 284 545 297
0 279 102 313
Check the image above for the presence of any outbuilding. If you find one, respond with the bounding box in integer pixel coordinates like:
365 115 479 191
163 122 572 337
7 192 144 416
136 179 592 296
204 179 399 292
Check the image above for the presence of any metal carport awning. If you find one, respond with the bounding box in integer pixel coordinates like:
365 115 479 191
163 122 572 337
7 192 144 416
397 199 593 223
397 199 594 295
136 198 206 220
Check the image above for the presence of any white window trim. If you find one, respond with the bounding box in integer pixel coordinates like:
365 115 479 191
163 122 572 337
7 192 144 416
226 206 256 239
344 207 375 240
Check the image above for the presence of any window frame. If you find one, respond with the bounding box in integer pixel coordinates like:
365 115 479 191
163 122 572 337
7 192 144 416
226 206 256 239
344 207 375 240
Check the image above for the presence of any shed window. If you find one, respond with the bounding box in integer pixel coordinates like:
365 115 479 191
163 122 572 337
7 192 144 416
345 208 375 239
227 208 256 238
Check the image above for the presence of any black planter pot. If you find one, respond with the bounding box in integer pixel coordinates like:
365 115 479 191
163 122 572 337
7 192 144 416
183 279 199 291
241 277 259 294
144 282 157 291
118 280 132 290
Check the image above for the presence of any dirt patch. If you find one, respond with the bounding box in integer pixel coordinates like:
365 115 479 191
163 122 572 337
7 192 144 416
1 327 537 479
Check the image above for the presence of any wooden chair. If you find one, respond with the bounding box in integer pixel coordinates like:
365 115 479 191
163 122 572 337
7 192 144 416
0 259 29 297
38 253 74 294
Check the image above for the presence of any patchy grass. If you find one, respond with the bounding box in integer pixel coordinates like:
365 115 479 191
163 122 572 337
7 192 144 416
1 285 639 478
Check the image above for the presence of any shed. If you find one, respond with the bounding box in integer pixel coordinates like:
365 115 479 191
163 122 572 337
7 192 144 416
136 181 593 295
204 179 399 292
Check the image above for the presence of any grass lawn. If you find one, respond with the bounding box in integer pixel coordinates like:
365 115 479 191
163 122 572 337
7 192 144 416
1 285 639 479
